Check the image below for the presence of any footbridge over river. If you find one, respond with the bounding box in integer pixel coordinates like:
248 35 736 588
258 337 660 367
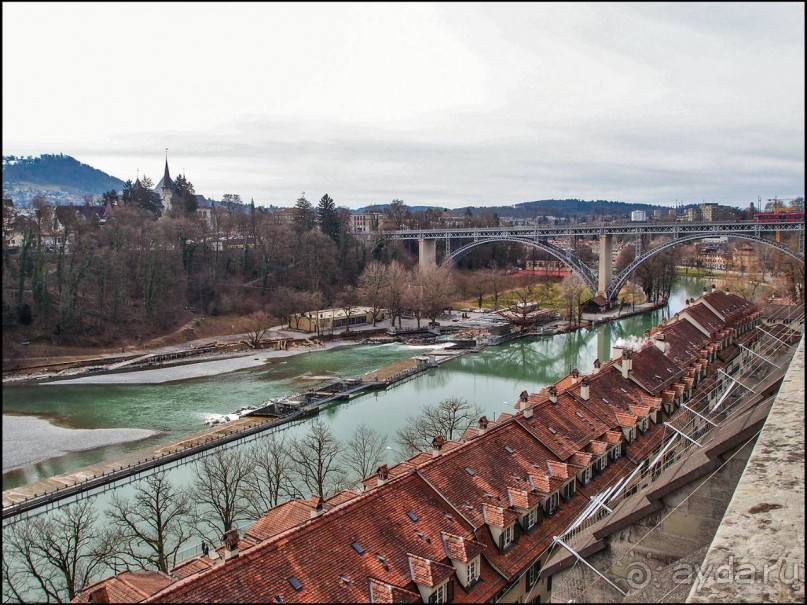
381 220 805 300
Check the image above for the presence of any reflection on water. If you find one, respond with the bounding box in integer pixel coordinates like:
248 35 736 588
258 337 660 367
2 277 711 491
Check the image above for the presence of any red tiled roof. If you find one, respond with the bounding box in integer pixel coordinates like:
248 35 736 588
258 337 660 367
628 344 686 395
681 303 725 336
587 440 608 454
569 451 593 467
546 460 571 479
407 553 456 587
614 411 638 427
171 557 215 580
245 499 312 542
75 571 175 603
481 503 520 527
703 291 756 323
441 532 485 563
367 577 422 603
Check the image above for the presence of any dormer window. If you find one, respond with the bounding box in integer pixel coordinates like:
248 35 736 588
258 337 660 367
467 557 479 584
525 507 539 530
543 493 559 516
627 427 636 443
594 456 607 473
610 445 622 461
561 479 576 500
500 524 514 548
428 582 448 604
638 417 648 433
581 465 592 485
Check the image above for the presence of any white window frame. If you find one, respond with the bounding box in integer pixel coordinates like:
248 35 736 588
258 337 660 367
431 582 447 604
594 456 607 472
562 479 575 500
582 466 592 485
526 507 538 529
467 557 479 583
610 445 622 461
543 492 559 515
502 524 514 546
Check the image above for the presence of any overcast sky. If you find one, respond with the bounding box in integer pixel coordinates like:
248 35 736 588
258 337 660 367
3 2 804 209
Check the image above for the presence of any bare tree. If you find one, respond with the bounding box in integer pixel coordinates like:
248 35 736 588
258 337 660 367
190 447 254 537
336 286 360 333
244 309 273 347
342 424 388 485
106 471 193 573
3 498 115 603
485 265 505 310
395 397 482 458
288 419 344 500
418 265 457 326
384 260 409 328
384 199 409 230
357 260 388 325
559 273 587 326
470 270 492 309
243 433 299 516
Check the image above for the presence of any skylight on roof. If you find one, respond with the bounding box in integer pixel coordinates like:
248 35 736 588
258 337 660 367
548 427 557 434
445 513 454 521
351 541 365 555
340 575 351 585
654 374 662 379
602 398 610 404
465 467 476 476
288 577 303 591
406 511 419 522
504 446 515 454
575 412 584 419
620 388 628 393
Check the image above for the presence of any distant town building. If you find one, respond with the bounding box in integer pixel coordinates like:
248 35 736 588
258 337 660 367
289 306 384 332
349 211 382 233
630 210 647 222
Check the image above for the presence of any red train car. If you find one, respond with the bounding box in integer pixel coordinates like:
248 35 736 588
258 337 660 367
753 211 805 223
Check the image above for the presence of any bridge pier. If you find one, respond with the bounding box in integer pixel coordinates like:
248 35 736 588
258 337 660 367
598 234 613 297
418 238 437 267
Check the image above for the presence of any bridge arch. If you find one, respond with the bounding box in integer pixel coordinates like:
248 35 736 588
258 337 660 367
607 233 805 300
442 237 598 293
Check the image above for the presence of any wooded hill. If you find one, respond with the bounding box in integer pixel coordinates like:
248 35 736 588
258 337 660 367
2 154 125 197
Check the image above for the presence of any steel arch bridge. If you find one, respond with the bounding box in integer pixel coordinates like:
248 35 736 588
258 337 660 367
379 220 805 300
444 237 598 293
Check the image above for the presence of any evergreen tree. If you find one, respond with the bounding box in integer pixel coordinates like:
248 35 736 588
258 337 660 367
294 194 317 235
171 174 197 214
317 193 340 243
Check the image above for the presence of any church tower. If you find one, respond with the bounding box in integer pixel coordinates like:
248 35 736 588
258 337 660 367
156 150 174 216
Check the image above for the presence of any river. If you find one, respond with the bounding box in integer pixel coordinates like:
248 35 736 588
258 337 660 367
2 276 713 491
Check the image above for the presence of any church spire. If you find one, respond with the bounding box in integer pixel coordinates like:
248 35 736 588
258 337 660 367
162 149 172 190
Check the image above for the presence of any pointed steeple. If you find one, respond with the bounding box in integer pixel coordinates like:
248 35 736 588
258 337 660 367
162 151 173 190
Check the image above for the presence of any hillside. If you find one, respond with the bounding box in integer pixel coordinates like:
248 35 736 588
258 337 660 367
359 198 662 218
2 154 125 206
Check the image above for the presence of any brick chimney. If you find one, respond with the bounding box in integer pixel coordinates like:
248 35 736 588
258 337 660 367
223 528 240 561
580 377 590 401
571 368 579 384
376 464 389 487
612 344 623 360
548 386 557 404
711 283 716 293
621 349 632 379
310 495 324 518
478 416 489 434
593 359 602 374
432 435 445 458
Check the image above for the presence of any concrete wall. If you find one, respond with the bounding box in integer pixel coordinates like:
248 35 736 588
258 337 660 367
687 337 804 604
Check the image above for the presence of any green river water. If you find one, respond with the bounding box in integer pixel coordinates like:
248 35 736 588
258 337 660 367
2 277 712 491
